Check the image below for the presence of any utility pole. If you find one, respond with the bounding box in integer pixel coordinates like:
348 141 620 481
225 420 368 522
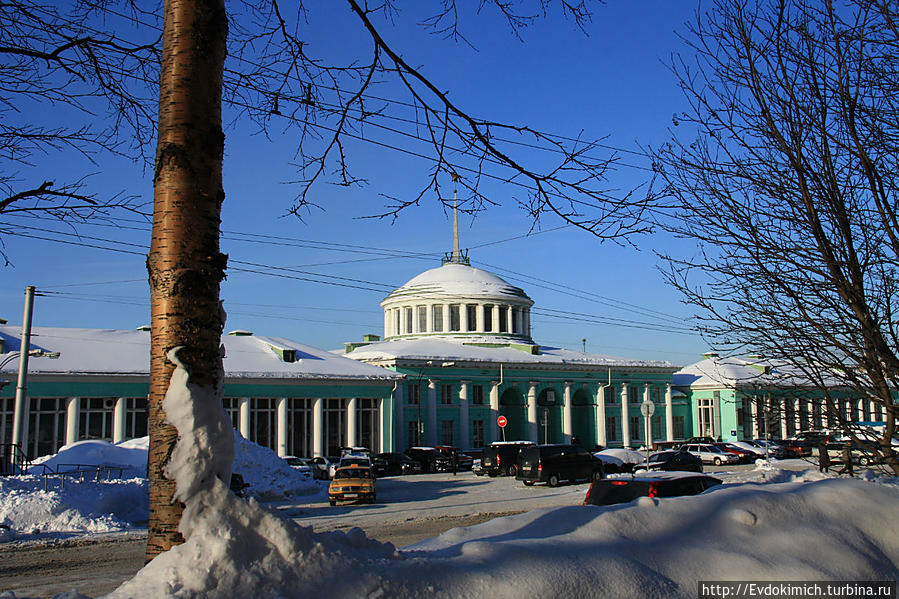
11 286 35 450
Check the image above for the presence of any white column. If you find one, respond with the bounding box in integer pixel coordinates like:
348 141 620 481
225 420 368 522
595 384 607 447
562 381 573 444
394 382 405 451
346 397 358 448
477 304 486 332
426 304 434 333
523 309 530 337
620 384 630 448
793 397 801 433
460 304 469 332
527 382 538 442
113 397 127 443
383 310 390 338
312 398 324 457
779 398 789 439
427 379 438 446
65 397 80 445
378 397 388 453
711 387 721 439
459 380 470 448
665 384 674 441
492 304 501 333
239 397 251 440
489 381 500 443
506 306 514 333
750 397 760 438
276 397 288 456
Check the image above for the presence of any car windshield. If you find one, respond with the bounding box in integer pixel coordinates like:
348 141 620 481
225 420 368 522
649 453 670 462
334 468 371 479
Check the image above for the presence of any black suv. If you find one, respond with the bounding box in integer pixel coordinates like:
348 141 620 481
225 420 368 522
516 444 605 487
404 447 450 473
481 441 536 477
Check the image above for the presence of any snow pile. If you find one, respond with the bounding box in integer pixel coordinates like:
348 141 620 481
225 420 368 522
0 475 147 541
34 438 149 477
232 431 319 499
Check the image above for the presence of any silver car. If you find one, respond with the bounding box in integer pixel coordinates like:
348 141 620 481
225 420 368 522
681 443 740 466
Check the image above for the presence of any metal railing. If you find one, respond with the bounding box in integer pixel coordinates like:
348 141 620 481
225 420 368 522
0 443 30 476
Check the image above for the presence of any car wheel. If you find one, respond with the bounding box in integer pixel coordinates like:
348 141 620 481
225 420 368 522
548 474 560 487
714 457 722 466
592 470 603 482
523 480 534 486
506 464 517 477
329 500 336 506
859 456 870 466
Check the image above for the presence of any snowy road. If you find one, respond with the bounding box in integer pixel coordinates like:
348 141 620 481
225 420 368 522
0 471 591 598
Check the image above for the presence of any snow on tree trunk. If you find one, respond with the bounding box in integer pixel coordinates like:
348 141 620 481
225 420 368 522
146 0 229 560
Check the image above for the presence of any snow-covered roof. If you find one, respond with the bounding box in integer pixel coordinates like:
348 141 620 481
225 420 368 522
0 326 402 381
673 353 835 389
345 336 675 370
382 262 533 306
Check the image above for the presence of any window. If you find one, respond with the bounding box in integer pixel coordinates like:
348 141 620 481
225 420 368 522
80 397 115 442
466 305 477 331
631 415 642 440
605 386 616 404
498 306 508 332
484 305 493 331
393 309 401 336
472 419 485 448
251 397 277 450
472 385 485 405
607 416 619 442
673 415 685 439
441 384 453 405
417 306 427 332
628 386 640 404
440 419 454 445
126 397 148 439
652 415 662 439
511 307 519 334
698 398 714 437
432 305 443 332
407 384 420 405
651 387 661 403
449 304 461 331
223 397 239 429
408 420 422 446
404 307 413 335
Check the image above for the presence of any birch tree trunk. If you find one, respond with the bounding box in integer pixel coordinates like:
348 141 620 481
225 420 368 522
146 0 228 560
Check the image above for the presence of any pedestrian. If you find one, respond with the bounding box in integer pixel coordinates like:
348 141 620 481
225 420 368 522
817 443 829 472
451 449 458 475
842 445 853 476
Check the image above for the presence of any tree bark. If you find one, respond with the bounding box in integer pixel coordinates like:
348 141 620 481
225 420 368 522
146 0 228 561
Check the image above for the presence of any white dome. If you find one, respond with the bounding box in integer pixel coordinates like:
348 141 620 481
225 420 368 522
380 262 534 342
382 263 532 305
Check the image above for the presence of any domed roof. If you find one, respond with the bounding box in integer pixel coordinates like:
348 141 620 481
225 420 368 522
382 262 533 306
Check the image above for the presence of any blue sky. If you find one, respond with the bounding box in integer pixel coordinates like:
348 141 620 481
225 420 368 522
0 1 712 365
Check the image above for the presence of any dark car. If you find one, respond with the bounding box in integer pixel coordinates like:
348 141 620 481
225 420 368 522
405 447 450 473
516 444 605 487
633 450 704 472
715 443 756 464
481 441 536 477
373 452 423 476
434 445 474 471
583 472 722 507
683 436 718 445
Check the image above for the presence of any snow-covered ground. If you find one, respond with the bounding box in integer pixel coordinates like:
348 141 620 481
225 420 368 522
2 433 898 598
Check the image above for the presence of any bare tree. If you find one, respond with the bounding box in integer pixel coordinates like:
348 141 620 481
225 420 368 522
652 0 898 473
0 1 158 261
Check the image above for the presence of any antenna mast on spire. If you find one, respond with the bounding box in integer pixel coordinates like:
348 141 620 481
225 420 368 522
443 172 470 265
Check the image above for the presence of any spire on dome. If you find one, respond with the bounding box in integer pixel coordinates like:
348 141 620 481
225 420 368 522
443 172 470 265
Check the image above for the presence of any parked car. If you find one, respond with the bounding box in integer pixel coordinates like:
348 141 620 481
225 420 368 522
680 443 740 466
583 472 722 506
282 456 314 479
328 465 376 505
434 445 474 471
715 443 756 464
330 454 372 479
516 444 605 487
480 441 536 477
308 456 335 480
340 446 373 459
751 439 788 459
372 452 423 476
683 436 718 445
405 447 450 473
633 450 703 473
